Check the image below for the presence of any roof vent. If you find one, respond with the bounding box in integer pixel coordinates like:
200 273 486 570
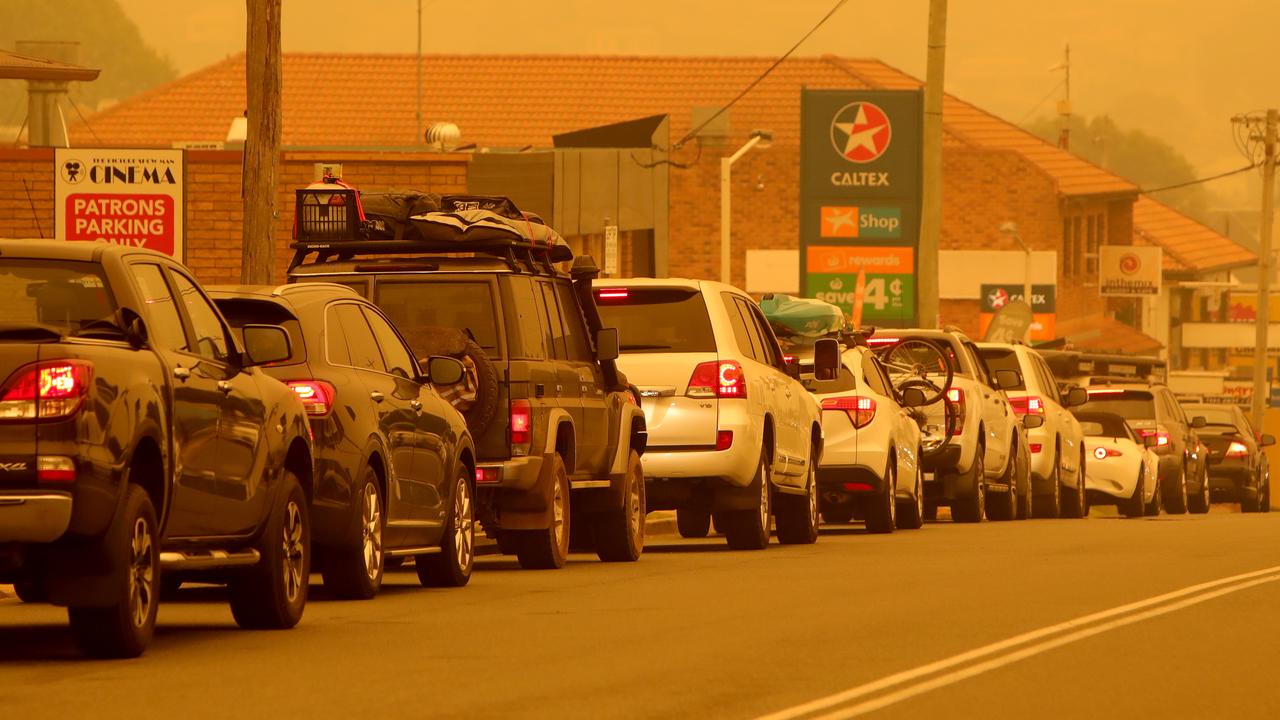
425 122 461 151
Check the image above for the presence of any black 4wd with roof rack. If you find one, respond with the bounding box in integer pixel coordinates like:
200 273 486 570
287 185 648 569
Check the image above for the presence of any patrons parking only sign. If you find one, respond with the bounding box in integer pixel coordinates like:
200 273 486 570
54 148 186 260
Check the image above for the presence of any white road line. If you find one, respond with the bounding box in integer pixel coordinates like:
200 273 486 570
811 573 1280 719
755 566 1280 720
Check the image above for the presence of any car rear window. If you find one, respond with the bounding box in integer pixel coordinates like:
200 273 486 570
213 297 307 366
595 287 716 353
977 348 1025 390
0 259 116 336
374 281 500 356
1078 389 1155 420
1185 406 1238 429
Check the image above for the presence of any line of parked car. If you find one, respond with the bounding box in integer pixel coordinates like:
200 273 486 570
1 189 1267 659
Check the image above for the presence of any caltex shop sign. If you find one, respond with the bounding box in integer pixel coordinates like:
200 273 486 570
54 148 186 260
800 89 922 326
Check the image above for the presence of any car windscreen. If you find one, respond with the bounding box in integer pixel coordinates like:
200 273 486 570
977 348 1025 390
1077 389 1155 421
595 287 716 353
212 297 307 366
1183 406 1239 430
374 281 500 356
0 260 118 338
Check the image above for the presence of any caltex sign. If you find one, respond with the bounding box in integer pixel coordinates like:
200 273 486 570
800 89 923 326
54 148 186 260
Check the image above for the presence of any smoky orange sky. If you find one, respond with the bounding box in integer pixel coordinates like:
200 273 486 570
119 0 1278 205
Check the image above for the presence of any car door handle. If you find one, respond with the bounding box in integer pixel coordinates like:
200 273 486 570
370 391 384 403
172 366 190 381
216 380 232 394
410 399 422 412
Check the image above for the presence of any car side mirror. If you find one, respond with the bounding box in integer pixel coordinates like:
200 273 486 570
1262 434 1276 447
900 387 927 408
1143 435 1160 449
426 356 465 385
812 338 840 381
240 324 291 366
1022 414 1045 429
994 369 1021 390
1191 415 1207 429
1063 387 1088 408
595 327 620 362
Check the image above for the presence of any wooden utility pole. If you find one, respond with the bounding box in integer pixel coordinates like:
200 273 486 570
242 0 282 283
918 0 947 328
1252 109 1277 428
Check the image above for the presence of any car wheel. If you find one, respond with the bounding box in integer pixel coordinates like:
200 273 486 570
1241 474 1263 513
986 450 1018 522
952 448 985 523
322 468 385 600
923 502 938 522
514 454 571 569
13 576 45 603
864 460 897 534
229 472 309 629
419 468 476 585
1144 471 1163 516
1061 455 1088 519
1033 450 1063 518
896 454 925 530
677 507 712 538
1122 468 1146 518
1263 477 1272 512
723 449 772 550
777 452 820 544
67 485 159 658
594 450 646 561
1188 466 1210 514
1163 465 1189 515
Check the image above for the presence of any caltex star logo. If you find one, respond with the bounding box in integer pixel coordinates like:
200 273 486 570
830 102 892 163
988 287 1010 309
821 206 859 237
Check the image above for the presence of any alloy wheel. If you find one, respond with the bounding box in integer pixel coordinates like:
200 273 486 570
362 483 383 581
807 465 819 530
282 500 306 603
552 475 567 550
759 462 772 533
454 475 474 571
129 518 155 628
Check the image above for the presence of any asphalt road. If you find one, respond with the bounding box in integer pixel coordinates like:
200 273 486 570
2 507 1278 720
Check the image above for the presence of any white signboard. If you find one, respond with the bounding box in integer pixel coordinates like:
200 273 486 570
55 148 186 261
603 225 619 275
1099 245 1161 297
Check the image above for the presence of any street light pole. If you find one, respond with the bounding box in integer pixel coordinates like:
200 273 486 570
1000 221 1033 343
918 0 948 327
720 130 772 285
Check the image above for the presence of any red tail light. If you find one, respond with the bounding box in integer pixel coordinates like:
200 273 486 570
821 396 876 428
510 399 532 449
946 387 966 433
0 361 93 421
1093 446 1123 460
1225 441 1249 458
1135 428 1170 450
286 380 335 416
37 456 76 483
1009 396 1044 416
688 361 746 399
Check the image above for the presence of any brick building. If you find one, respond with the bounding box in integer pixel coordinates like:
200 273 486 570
0 52 1255 351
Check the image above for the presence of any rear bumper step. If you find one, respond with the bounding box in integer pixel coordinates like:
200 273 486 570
160 549 260 571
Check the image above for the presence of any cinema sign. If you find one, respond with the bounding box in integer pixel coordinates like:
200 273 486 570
55 148 186 261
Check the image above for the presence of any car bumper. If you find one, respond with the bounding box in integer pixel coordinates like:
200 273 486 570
0 492 73 543
641 412 760 488
1207 463 1254 489
476 455 544 492
922 442 963 474
816 465 884 496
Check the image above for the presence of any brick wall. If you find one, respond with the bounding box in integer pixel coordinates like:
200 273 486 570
0 148 468 285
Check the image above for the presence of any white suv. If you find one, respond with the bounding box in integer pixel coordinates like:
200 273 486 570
977 342 1089 519
870 329 1025 523
593 279 835 549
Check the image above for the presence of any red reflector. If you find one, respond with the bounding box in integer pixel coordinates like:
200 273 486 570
596 289 629 300
476 467 502 484
715 430 733 451
286 380 335 416
1030 443 1043 453
510 399 532 446
843 482 874 492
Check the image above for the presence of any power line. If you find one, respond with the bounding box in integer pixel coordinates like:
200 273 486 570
1017 80 1064 126
1141 163 1258 194
672 0 848 150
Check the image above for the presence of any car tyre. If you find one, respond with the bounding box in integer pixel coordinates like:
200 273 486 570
677 507 712 538
1163 466 1189 515
864 460 897 534
951 448 985 523
1033 450 1063 519
896 453 925 530
1144 472 1163 516
1188 466 1210 514
723 450 772 550
419 468 476 585
67 485 159 659
513 454 571 569
776 452 820 544
594 450 646 561
322 468 384 600
229 472 309 630
986 450 1018 522
1061 456 1088 519
13 576 45 603
1121 468 1146 518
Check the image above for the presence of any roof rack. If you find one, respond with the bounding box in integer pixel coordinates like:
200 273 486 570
1039 350 1167 384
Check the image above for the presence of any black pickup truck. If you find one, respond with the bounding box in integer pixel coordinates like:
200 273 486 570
0 240 314 658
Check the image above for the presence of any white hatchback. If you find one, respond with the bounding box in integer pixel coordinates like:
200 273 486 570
593 279 837 550
1074 411 1161 517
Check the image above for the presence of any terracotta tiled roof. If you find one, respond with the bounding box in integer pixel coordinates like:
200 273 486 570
0 49 99 82
1056 314 1163 354
1133 196 1256 275
73 53 1135 198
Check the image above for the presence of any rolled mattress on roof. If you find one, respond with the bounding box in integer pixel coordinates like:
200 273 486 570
408 209 572 260
361 190 442 240
758 294 845 338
